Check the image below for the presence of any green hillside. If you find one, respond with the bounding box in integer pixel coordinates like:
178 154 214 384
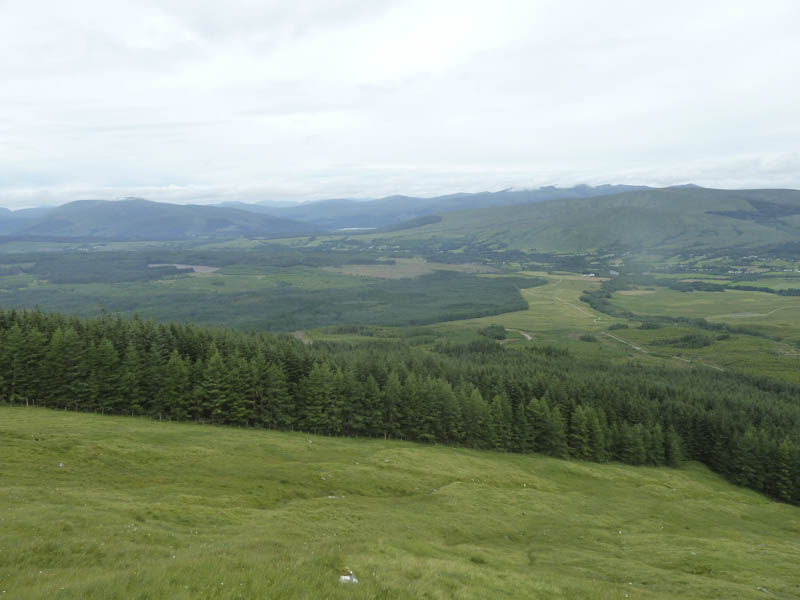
3 407 799 599
15 199 322 240
370 188 800 254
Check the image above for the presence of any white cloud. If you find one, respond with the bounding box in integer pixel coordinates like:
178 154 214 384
1 0 798 208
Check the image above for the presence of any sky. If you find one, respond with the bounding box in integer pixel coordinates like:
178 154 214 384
2 0 799 208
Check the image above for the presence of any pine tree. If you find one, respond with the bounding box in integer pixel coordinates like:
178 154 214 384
526 397 547 452
381 371 403 439
461 388 490 449
120 342 145 415
775 438 796 503
664 427 684 468
262 362 293 429
510 402 530 453
568 405 590 459
647 424 666 466
46 327 85 409
586 407 607 462
362 375 384 437
550 406 570 458
226 354 252 425
196 347 231 423
162 350 190 420
93 338 121 413
298 362 336 434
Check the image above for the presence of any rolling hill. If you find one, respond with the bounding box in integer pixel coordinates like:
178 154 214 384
9 198 323 240
371 187 800 254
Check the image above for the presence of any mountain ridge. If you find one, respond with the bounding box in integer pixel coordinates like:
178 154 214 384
5 198 323 240
369 187 800 254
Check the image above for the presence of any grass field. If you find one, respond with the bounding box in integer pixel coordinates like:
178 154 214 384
323 258 498 279
610 287 800 337
728 276 800 290
427 274 667 365
439 275 609 333
595 286 800 382
2 407 799 599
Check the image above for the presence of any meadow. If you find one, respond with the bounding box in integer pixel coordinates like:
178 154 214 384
3 407 799 599
610 287 800 330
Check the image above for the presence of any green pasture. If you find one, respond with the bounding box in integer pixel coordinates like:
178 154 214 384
432 275 655 363
323 258 498 279
597 325 800 381
441 275 609 333
729 275 800 290
3 407 799 599
610 287 800 336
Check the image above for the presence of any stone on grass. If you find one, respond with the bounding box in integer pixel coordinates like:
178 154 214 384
339 569 358 584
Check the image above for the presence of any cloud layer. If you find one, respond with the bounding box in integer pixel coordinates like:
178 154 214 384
2 0 799 207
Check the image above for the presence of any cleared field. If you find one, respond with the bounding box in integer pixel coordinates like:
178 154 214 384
323 259 498 279
147 263 220 274
443 276 608 332
597 287 800 382
443 275 615 333
428 275 661 364
729 276 800 290
3 407 799 599
611 287 800 333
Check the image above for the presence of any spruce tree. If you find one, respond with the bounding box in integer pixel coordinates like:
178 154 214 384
568 405 590 459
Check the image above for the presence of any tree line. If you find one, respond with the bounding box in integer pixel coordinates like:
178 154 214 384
1 308 798 504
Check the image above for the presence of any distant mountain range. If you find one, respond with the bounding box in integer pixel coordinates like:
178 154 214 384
3 184 797 249
217 184 656 229
0 185 657 239
0 198 322 240
376 187 800 253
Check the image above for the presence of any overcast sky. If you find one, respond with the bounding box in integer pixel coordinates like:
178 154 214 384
2 0 799 208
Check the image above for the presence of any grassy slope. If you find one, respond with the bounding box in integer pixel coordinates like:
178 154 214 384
3 407 799 599
363 188 800 253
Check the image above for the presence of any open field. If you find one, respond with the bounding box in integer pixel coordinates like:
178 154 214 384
426 274 668 365
378 272 800 382
441 275 609 333
3 407 800 599
728 276 800 290
610 287 800 334
323 258 498 279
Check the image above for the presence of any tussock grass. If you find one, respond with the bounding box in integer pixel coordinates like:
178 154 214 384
2 407 799 599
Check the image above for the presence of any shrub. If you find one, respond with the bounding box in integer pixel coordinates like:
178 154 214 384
479 324 507 340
